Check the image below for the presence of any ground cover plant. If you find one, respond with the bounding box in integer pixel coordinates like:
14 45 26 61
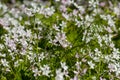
0 0 120 80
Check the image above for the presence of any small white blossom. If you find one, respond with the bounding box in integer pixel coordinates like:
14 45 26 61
0 53 6 57
1 59 9 67
53 24 60 31
61 0 71 5
114 6 120 16
56 0 60 1
44 7 55 17
32 67 41 77
60 5 67 12
14 60 19 67
38 52 45 62
92 76 96 80
88 61 95 69
108 63 117 72
40 65 51 77
24 8 34 16
61 62 68 70
62 13 70 20
53 32 70 48
55 68 64 80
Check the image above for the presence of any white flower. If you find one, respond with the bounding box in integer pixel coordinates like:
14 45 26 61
108 19 115 27
0 18 9 27
40 65 51 77
6 68 10 72
0 53 6 57
114 7 120 16
99 2 106 7
53 24 60 31
53 32 70 48
70 75 78 80
113 48 120 54
73 9 78 16
93 57 100 62
109 42 115 48
38 52 45 62
0 2 2 9
62 13 70 20
0 44 4 49
97 35 102 47
35 18 41 25
44 7 55 17
100 77 106 80
26 30 32 38
14 60 19 67
75 61 81 70
88 61 95 69
60 5 67 12
61 62 68 70
24 8 34 16
75 19 83 27
9 18 19 26
20 39 28 50
1 59 9 67
59 21 67 29
78 6 85 14
1 4 8 13
56 0 60 1
61 0 71 5
25 21 30 25
89 0 98 8
107 15 116 28
32 67 41 77
94 48 101 56
108 63 117 72
92 76 96 80
5 37 16 51
55 68 64 80
100 15 107 20
112 48 120 60
30 2 37 9
85 15 94 22
104 55 110 62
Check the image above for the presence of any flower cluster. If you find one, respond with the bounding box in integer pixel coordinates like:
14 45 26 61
0 0 120 80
